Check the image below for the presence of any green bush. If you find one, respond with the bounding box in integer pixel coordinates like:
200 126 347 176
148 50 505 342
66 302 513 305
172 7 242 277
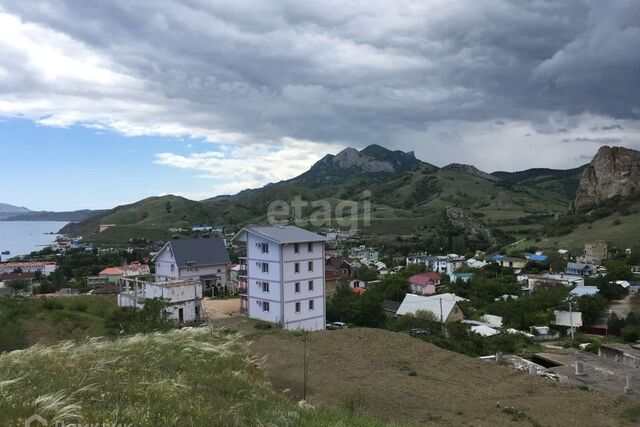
69 300 89 312
41 298 64 311
621 325 640 342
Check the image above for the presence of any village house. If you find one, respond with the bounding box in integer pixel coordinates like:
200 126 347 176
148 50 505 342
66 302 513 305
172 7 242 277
523 273 584 292
95 261 151 284
450 272 474 283
324 270 339 298
232 225 328 331
407 271 442 295
566 262 596 277
349 245 379 263
578 240 608 265
396 293 467 323
153 237 230 296
0 272 35 294
118 276 203 323
325 256 353 277
0 261 57 276
493 255 527 270
406 254 465 275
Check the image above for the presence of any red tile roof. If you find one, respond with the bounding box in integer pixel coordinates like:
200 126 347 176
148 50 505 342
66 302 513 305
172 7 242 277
408 272 441 286
0 272 36 281
99 267 124 276
0 261 55 268
352 287 367 295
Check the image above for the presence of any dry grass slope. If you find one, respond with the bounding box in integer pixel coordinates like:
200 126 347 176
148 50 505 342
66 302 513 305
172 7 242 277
0 327 387 427
237 323 640 426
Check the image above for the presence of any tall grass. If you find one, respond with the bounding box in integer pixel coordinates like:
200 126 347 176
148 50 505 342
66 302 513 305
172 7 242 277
0 326 388 426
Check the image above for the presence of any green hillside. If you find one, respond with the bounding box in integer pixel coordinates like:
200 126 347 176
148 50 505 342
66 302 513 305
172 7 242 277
61 195 220 244
512 198 640 253
62 146 585 248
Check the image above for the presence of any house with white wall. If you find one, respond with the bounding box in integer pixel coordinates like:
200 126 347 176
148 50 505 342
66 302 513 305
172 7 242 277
232 225 327 331
153 237 230 296
118 276 203 322
406 254 465 275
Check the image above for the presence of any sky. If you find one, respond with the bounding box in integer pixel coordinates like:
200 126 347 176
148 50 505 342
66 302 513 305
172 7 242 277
0 0 639 211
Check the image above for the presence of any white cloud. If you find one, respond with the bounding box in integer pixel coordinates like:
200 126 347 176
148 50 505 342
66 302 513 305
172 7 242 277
0 0 638 197
154 138 344 195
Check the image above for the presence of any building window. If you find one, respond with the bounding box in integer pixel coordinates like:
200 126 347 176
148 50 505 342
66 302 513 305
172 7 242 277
263 301 270 312
262 262 269 273
295 302 300 313
308 261 313 272
170 264 175 273
308 242 313 253
261 282 269 293
294 243 300 253
295 282 300 293
294 263 300 273
308 280 314 291
261 242 269 254
309 299 314 311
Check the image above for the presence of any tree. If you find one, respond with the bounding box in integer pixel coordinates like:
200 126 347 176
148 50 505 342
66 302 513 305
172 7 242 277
7 280 30 295
603 259 632 281
326 284 359 323
354 265 378 282
105 299 174 335
576 295 608 325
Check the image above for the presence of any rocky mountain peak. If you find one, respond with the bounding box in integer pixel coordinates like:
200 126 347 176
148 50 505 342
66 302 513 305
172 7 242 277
332 147 396 173
574 146 640 209
442 163 499 182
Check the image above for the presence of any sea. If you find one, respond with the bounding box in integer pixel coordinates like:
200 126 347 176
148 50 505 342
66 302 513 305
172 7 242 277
0 221 68 259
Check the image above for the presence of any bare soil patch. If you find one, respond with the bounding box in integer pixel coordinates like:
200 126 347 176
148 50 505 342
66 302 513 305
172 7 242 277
214 318 639 426
201 297 241 319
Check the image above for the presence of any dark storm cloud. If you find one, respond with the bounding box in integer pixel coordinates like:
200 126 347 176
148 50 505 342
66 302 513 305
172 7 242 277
0 0 638 172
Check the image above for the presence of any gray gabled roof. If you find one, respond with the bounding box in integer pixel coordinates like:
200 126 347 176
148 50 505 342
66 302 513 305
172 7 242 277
236 225 327 244
160 238 230 267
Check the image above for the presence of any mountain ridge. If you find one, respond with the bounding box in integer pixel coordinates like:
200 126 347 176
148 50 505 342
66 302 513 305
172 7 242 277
69 144 589 249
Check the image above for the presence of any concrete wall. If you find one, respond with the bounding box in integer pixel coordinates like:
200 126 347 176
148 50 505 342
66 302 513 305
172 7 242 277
155 246 177 278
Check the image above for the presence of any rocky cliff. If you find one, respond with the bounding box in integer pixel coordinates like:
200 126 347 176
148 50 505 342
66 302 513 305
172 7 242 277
574 146 640 209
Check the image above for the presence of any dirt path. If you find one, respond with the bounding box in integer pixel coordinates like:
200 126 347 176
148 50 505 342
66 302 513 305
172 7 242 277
212 318 639 426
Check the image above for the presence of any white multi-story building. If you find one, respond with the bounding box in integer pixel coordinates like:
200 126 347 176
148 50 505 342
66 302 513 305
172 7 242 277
232 225 327 331
0 261 57 276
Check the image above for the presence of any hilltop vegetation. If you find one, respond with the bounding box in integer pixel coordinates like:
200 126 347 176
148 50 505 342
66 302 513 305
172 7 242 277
0 327 384 427
59 145 595 249
0 296 117 352
60 195 220 244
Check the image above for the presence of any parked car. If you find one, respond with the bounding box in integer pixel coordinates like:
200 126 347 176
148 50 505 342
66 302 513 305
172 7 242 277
326 322 347 330
408 328 431 336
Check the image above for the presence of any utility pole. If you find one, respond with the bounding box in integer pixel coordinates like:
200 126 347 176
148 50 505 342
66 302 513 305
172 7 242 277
569 301 575 340
303 332 308 401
